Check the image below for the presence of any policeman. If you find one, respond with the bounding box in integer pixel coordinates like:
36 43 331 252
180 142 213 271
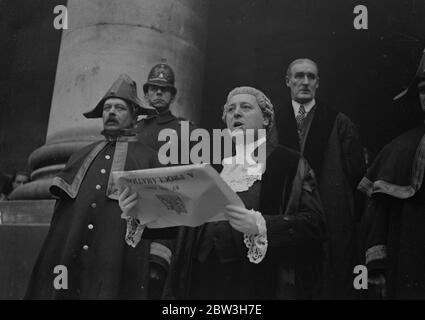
137 62 197 156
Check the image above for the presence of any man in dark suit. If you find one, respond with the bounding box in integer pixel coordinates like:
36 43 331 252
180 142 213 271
276 58 366 299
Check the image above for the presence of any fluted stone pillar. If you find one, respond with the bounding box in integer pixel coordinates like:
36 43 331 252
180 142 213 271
11 0 209 199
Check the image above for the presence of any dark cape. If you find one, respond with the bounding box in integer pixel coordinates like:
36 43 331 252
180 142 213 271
276 99 366 299
25 135 174 299
163 145 325 300
359 125 425 299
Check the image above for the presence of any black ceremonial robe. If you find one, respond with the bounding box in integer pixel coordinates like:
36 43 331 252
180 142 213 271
359 125 425 299
163 145 325 300
26 133 174 299
276 100 366 299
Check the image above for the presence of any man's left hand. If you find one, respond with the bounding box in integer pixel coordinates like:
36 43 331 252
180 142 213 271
224 205 259 235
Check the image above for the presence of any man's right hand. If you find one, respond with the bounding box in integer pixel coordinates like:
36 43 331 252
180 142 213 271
118 186 138 218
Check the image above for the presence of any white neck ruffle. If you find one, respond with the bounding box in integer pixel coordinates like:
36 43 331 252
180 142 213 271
220 136 266 192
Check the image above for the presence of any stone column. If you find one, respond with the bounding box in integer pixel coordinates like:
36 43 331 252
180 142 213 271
11 0 209 199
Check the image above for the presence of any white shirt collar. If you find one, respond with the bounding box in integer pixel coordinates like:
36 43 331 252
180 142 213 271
292 99 316 115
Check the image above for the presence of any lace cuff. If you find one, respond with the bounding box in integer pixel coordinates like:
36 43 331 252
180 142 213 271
124 216 146 248
243 210 268 264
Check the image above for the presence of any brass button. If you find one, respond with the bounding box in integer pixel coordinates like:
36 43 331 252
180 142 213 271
91 203 97 208
105 155 111 160
96 185 101 190
83 245 89 251
88 224 94 230
100 169 106 174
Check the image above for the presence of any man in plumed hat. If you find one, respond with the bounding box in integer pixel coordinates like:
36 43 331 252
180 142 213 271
26 75 174 299
137 61 197 156
359 49 425 299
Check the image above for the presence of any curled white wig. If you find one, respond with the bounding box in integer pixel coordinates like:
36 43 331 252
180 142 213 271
222 86 275 134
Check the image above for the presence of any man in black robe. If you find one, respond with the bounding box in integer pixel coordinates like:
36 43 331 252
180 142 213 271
359 50 425 299
276 58 366 299
163 86 326 300
26 74 174 299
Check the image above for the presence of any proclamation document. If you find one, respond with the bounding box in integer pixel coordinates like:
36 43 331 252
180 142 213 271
112 164 244 228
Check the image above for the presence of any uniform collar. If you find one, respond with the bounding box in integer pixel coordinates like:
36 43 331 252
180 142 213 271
139 109 176 124
156 110 176 124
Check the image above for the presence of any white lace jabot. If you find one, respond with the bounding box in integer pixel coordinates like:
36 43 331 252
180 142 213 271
220 135 266 192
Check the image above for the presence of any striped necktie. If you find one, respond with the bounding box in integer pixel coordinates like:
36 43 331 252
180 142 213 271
295 104 307 138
